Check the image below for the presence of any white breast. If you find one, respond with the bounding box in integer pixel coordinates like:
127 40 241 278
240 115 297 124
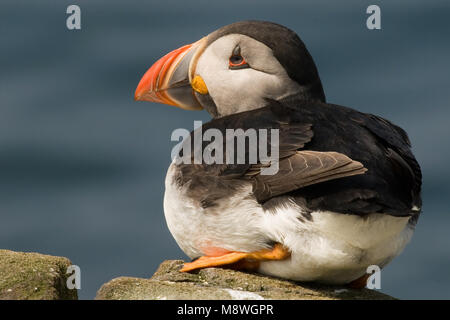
163 162 414 284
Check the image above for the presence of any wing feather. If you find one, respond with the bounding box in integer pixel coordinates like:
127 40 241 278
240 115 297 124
252 151 367 202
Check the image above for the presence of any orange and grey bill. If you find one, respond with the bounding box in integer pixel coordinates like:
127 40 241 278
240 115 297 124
135 44 193 106
180 243 291 272
135 38 207 110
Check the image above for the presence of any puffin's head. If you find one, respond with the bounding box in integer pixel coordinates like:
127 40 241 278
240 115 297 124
135 21 325 118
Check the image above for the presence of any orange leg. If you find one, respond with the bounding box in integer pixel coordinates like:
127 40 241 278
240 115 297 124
180 243 290 272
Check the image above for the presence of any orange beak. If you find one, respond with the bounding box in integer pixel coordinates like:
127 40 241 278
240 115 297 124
134 39 205 110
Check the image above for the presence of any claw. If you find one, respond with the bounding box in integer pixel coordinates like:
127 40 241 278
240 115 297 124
347 274 370 289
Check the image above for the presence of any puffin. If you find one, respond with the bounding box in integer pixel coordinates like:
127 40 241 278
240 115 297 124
134 21 422 287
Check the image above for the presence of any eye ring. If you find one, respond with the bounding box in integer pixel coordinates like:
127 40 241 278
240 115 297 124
229 45 249 70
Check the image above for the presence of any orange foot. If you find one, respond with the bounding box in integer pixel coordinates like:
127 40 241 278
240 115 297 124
347 274 370 289
180 243 291 272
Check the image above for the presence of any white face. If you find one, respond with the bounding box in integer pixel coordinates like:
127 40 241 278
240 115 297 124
193 34 301 117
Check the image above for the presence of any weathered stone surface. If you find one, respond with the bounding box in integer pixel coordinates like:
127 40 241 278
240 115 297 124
96 260 394 300
0 250 78 300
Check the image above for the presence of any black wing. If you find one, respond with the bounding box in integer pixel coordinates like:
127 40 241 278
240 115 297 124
358 113 422 210
174 100 366 211
277 96 422 218
173 96 421 218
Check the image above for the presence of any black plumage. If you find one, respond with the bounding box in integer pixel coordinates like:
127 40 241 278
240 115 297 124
174 95 422 220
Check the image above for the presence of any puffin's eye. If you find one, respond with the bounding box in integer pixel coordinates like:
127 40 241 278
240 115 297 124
229 45 249 70
230 55 243 65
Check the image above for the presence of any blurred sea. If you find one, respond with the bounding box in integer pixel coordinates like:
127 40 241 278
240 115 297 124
1 0 449 299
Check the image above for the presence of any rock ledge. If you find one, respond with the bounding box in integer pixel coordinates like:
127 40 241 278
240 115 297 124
0 250 77 300
96 260 394 300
